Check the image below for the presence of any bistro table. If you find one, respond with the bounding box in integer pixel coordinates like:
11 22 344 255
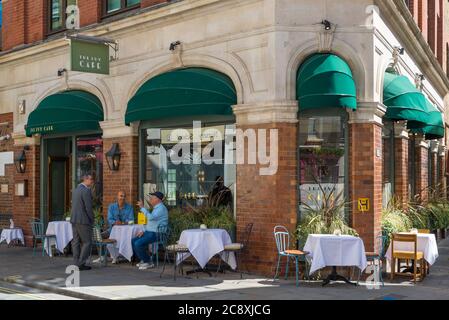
107 224 145 262
303 234 367 286
44 221 73 256
177 228 237 275
0 228 25 246
385 232 439 273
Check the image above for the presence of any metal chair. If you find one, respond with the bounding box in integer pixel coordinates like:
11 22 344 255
160 241 190 281
217 223 253 278
92 225 116 267
364 234 388 286
150 224 169 267
30 219 56 257
273 225 308 287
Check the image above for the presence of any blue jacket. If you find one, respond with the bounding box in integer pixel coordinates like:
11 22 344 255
140 202 168 233
107 202 134 231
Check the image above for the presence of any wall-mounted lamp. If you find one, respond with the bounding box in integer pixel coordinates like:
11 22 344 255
57 68 67 77
14 146 30 174
321 20 332 31
106 143 121 171
169 41 181 51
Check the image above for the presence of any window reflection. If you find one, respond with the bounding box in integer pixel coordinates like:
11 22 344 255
143 124 235 209
298 115 346 213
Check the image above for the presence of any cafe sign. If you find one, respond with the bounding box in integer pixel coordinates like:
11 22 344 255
70 39 109 75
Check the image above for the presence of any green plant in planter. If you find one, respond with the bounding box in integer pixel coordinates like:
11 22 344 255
381 198 412 247
93 207 104 228
296 183 357 245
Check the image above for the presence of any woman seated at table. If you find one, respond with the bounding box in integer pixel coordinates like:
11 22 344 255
132 191 168 270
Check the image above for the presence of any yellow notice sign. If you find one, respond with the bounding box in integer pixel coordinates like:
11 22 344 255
358 198 369 212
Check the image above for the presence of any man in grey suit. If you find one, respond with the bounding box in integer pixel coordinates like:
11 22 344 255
71 173 95 270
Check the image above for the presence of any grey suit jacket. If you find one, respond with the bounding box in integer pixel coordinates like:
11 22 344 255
71 183 94 226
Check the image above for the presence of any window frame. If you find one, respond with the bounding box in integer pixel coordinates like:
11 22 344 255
102 0 141 19
47 0 69 36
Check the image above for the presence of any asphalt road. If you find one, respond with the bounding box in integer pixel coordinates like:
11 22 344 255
0 281 78 300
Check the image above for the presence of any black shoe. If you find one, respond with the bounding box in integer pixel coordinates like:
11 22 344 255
78 265 92 271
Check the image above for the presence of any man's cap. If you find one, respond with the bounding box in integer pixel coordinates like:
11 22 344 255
149 191 164 200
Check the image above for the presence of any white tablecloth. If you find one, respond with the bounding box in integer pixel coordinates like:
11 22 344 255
177 229 237 269
385 233 439 265
0 228 25 245
44 221 73 256
107 225 145 261
303 234 367 275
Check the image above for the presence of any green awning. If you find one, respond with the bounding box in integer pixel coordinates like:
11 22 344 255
408 100 444 139
125 68 237 124
25 90 104 137
297 53 357 110
383 72 429 124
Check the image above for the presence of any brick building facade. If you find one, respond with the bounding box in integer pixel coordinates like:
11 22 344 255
0 0 448 275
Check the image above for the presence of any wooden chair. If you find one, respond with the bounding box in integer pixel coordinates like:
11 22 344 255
390 233 426 283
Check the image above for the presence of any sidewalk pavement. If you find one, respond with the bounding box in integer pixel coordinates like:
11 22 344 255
1 238 449 300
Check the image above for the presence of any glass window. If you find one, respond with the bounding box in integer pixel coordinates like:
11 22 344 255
382 121 394 208
142 123 235 209
107 0 121 13
105 0 140 15
76 136 103 208
51 0 64 30
298 113 346 216
0 1 3 28
49 0 77 32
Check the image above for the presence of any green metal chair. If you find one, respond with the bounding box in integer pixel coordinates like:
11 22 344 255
364 234 388 286
273 225 309 287
151 224 169 267
30 219 56 256
92 225 116 267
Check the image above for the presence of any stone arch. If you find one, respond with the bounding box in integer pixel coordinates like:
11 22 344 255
123 54 246 119
31 78 111 121
286 38 368 103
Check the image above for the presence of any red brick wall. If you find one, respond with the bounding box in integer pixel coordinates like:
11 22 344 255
418 0 428 41
13 144 40 246
430 151 438 189
394 137 409 204
438 153 446 195
24 0 46 45
102 136 139 223
78 0 101 28
349 123 382 252
236 123 297 276
0 113 14 215
428 0 438 55
2 0 26 51
414 140 429 201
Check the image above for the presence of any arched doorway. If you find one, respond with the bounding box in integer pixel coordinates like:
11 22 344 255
26 90 104 223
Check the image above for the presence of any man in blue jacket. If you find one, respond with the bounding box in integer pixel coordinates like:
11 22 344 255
132 191 168 270
106 190 134 235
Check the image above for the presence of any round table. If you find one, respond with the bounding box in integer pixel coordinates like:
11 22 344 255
44 221 73 256
177 228 237 270
0 228 25 246
107 224 145 261
303 234 367 285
